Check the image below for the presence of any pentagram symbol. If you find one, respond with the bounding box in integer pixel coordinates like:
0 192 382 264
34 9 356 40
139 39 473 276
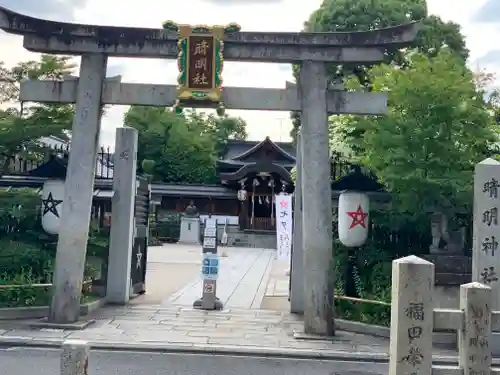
42 192 63 218
347 204 368 229
280 200 288 208
136 246 143 269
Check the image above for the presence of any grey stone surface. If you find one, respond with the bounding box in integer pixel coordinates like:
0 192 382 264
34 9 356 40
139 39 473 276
0 305 404 356
22 34 388 63
20 80 388 114
0 299 105 320
388 256 434 375
107 127 138 304
30 319 95 331
167 248 274 309
0 347 395 375
290 132 304 314
49 54 107 324
299 61 333 335
472 158 500 309
60 340 89 375
458 282 492 373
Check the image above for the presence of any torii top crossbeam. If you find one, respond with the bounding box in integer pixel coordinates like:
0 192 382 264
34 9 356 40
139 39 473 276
0 6 420 63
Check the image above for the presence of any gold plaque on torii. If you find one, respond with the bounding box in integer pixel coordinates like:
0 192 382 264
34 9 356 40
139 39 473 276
162 21 240 115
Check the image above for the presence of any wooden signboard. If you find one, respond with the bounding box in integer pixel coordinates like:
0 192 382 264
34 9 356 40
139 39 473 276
162 21 240 115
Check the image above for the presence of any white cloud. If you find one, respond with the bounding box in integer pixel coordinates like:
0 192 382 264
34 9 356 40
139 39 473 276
0 0 499 147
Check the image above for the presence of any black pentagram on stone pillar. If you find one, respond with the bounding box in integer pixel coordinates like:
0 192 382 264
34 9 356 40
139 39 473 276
136 246 143 270
42 192 63 218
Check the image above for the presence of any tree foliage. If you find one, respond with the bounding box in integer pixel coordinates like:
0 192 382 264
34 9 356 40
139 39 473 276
290 0 469 141
0 55 76 174
124 106 247 184
333 49 499 217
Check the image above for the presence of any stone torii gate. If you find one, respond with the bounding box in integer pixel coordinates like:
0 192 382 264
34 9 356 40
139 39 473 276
0 6 418 334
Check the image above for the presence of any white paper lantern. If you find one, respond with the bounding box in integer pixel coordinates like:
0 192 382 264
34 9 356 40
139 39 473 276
41 179 65 235
338 191 369 247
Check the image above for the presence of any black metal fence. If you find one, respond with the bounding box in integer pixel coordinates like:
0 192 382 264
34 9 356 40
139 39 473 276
3 145 114 179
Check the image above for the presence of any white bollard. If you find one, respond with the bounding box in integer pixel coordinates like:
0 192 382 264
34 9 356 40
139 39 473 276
458 282 492 375
388 255 434 375
60 340 90 375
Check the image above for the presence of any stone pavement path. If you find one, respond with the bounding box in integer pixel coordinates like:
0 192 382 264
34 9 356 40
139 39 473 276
165 247 274 309
261 258 291 311
129 244 202 305
0 305 457 360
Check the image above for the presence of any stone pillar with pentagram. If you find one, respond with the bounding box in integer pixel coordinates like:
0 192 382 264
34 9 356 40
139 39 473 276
106 127 138 304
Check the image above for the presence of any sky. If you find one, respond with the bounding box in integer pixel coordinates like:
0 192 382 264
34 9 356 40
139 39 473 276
0 0 498 148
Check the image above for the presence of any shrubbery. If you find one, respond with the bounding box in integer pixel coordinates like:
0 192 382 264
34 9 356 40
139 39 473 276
333 211 432 327
0 188 108 307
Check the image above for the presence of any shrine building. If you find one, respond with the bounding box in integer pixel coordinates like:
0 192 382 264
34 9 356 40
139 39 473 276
154 136 296 233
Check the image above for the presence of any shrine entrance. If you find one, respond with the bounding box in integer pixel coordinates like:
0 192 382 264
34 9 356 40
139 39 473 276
0 5 418 333
218 137 295 231
243 173 292 231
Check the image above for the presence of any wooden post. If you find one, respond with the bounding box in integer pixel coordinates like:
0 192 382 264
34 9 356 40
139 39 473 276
388 255 434 375
458 282 492 375
60 340 89 375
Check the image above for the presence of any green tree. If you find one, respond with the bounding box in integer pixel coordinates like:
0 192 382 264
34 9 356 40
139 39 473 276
124 106 247 183
0 55 76 174
186 110 247 157
337 49 498 218
290 0 469 141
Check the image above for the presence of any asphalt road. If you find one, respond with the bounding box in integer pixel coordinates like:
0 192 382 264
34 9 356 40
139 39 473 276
0 346 388 375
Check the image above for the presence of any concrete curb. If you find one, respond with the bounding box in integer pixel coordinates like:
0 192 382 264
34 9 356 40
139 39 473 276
335 319 457 347
0 298 106 320
0 335 496 365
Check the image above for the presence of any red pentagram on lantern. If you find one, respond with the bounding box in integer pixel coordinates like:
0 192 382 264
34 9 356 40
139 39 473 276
347 205 368 229
280 200 288 208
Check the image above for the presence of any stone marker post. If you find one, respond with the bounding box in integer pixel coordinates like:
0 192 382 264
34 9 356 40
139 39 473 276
49 54 107 324
290 131 304 314
388 255 434 375
300 61 334 335
61 340 89 375
194 217 223 310
106 127 138 304
472 158 500 309
458 282 492 375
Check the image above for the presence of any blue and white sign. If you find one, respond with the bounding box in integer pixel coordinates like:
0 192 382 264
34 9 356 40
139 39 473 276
202 253 219 280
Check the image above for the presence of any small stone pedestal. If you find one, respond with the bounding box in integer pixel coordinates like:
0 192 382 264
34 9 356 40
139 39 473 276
179 217 200 244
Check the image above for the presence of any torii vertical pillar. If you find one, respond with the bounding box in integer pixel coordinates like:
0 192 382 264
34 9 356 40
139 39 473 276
106 127 138 304
290 131 304 314
49 54 107 324
300 61 334 335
